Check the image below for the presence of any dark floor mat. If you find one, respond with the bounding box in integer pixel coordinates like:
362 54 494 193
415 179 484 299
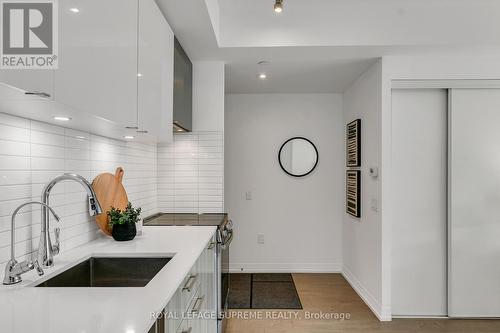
252 281 302 309
227 274 252 308
252 273 293 282
228 273 302 309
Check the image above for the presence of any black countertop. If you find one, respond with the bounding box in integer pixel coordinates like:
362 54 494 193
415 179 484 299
143 213 228 227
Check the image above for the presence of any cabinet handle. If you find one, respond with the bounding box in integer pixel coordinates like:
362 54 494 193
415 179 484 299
181 328 192 333
182 274 197 292
25 91 51 98
190 296 205 314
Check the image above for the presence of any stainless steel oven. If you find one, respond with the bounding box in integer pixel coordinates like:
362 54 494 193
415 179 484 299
217 219 233 333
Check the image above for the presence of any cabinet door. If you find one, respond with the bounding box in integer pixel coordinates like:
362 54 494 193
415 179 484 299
55 0 137 126
0 70 54 100
205 237 217 333
138 0 174 142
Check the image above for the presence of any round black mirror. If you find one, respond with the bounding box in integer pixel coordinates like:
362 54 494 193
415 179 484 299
278 137 319 177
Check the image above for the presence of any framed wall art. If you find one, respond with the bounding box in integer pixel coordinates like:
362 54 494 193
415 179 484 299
346 119 361 167
346 170 361 218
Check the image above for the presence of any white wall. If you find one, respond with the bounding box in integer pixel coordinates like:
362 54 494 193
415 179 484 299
192 61 225 132
157 61 225 213
342 60 388 320
225 93 344 272
0 113 158 266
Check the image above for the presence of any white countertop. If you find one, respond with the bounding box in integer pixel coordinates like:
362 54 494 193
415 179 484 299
0 226 216 333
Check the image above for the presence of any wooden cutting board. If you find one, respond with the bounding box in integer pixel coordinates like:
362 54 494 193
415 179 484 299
92 167 129 236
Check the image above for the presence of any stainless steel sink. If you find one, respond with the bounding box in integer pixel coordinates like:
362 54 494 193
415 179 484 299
35 257 171 287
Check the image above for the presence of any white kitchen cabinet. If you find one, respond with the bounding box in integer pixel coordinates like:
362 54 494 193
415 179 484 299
165 235 217 333
0 0 174 142
0 70 54 100
138 0 174 142
55 0 138 127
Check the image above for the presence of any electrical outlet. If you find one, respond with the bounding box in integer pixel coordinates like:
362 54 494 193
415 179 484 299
257 233 265 244
245 191 252 200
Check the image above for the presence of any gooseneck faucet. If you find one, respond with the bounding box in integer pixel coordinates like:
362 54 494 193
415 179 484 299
38 173 102 268
3 201 60 285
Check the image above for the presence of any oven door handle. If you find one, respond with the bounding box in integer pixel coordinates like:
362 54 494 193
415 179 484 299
221 229 233 250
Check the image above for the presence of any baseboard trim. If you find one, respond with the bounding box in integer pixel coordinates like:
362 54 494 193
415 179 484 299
229 263 342 273
341 265 392 322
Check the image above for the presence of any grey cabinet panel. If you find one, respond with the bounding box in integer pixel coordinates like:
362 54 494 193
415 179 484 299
173 37 192 132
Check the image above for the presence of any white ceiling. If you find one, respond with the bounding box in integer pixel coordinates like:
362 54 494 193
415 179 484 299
217 0 500 47
226 58 377 94
156 0 500 94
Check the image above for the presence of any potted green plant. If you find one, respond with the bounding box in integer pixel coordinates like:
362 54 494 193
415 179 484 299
108 203 142 241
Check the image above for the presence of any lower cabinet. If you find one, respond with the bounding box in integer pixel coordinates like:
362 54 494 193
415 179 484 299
157 234 217 333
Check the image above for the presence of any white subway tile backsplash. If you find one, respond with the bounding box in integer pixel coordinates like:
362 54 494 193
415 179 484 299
0 124 30 142
30 130 65 147
157 131 224 214
0 113 158 265
0 156 30 170
0 140 30 156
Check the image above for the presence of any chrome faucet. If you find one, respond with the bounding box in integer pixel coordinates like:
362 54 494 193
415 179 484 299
3 201 60 285
38 173 103 268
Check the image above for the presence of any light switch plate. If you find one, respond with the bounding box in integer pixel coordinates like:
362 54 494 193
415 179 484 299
245 191 252 200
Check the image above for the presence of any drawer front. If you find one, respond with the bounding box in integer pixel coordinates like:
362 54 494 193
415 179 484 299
166 288 182 333
187 288 207 333
180 271 201 312
176 318 190 333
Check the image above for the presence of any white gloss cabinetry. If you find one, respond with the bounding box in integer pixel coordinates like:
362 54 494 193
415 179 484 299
0 0 173 143
138 0 174 142
55 0 138 127
163 236 217 333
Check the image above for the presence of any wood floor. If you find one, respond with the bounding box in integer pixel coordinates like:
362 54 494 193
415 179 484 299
226 273 500 333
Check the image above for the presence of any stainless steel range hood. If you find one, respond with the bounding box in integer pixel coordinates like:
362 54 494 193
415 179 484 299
173 37 192 133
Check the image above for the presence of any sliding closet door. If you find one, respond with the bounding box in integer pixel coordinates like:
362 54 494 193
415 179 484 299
449 88 500 317
392 89 448 316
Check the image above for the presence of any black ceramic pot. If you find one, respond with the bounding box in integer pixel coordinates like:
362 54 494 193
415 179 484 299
111 223 137 241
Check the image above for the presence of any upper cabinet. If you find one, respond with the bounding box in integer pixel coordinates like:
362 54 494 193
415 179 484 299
173 38 193 132
56 0 138 128
0 70 54 100
0 0 174 143
138 0 174 142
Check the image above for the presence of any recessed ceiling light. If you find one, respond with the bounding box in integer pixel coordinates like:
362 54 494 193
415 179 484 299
137 73 143 77
274 0 283 13
75 135 86 140
53 116 71 121
123 135 134 140
258 73 267 80
69 8 79 13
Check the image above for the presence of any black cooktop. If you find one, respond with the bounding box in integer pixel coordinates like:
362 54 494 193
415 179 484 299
143 213 228 227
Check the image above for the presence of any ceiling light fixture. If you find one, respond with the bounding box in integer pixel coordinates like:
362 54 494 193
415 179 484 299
258 73 267 80
274 0 283 13
69 8 79 13
123 135 135 140
53 116 71 121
